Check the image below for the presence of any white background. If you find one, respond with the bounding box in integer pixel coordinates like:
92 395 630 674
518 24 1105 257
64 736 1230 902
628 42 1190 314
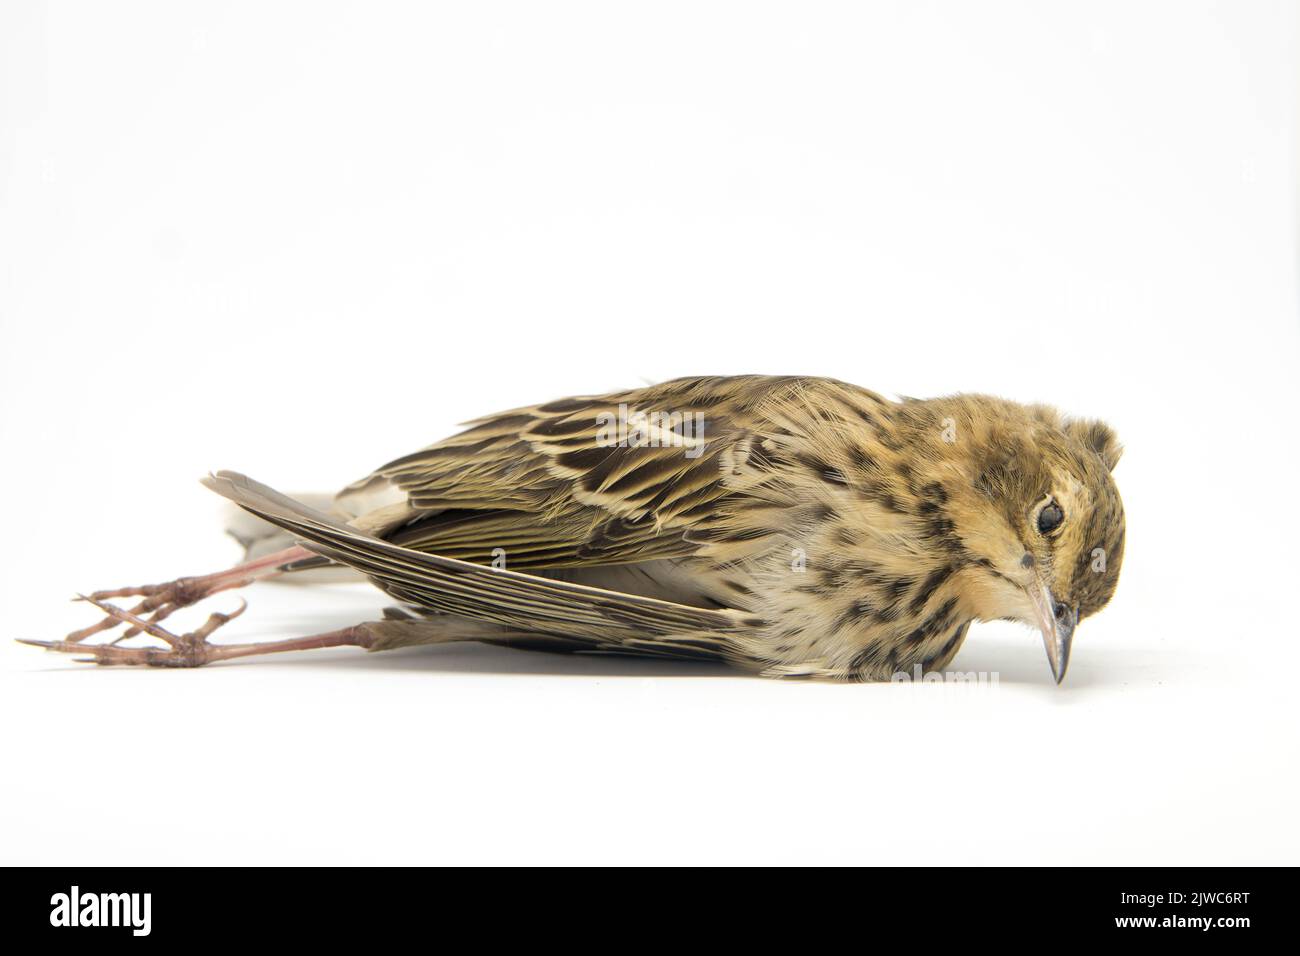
1 1 1296 865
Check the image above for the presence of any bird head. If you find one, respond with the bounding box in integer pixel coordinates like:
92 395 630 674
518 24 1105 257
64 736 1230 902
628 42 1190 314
945 402 1126 684
716 382 1127 683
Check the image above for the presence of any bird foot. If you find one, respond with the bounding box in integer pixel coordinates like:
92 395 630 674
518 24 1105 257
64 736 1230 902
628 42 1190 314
61 574 247 646
58 545 311 646
22 594 247 667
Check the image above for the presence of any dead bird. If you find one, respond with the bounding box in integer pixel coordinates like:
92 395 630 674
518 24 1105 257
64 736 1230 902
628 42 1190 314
25 375 1125 682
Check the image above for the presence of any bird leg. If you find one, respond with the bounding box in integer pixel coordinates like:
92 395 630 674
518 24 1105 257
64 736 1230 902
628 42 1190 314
22 594 375 667
63 545 316 645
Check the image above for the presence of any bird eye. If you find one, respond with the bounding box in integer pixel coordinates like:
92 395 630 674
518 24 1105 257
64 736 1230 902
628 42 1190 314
1037 500 1065 535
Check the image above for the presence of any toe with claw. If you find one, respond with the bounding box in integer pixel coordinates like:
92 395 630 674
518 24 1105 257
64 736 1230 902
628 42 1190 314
63 575 250 645
23 596 248 666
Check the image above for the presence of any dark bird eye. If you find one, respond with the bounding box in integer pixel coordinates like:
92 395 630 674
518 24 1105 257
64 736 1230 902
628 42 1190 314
1037 501 1065 535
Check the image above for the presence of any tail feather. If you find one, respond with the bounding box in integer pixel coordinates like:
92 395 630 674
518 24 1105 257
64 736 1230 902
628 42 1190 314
222 495 356 582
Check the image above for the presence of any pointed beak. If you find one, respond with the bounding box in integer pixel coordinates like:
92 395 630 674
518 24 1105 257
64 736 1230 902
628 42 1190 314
1028 581 1076 685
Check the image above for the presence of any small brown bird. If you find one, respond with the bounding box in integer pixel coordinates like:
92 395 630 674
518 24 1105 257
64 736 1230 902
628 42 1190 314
26 376 1125 683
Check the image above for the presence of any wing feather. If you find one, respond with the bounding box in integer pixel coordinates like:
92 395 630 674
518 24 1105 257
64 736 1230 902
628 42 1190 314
330 375 898 580
335 377 784 571
203 471 754 659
